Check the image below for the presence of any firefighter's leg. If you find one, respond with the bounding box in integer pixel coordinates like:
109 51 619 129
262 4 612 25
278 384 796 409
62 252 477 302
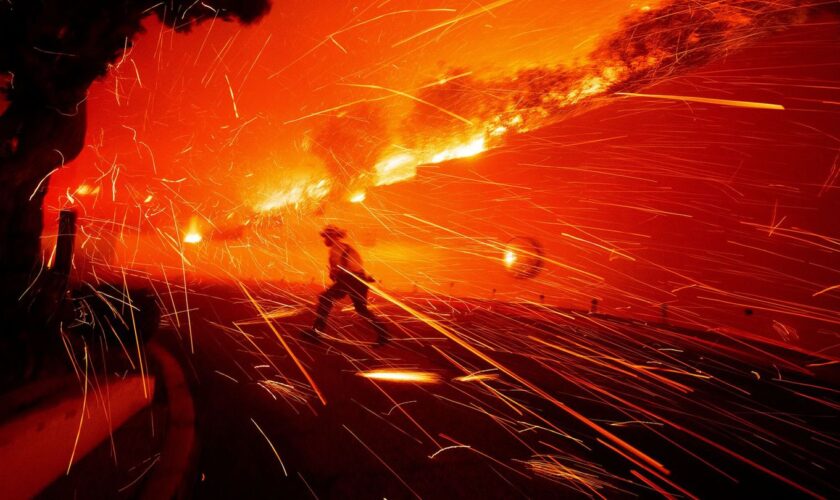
350 284 389 343
313 283 346 333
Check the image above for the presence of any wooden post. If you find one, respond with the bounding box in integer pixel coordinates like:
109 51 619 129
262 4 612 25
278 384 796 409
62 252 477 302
53 209 76 278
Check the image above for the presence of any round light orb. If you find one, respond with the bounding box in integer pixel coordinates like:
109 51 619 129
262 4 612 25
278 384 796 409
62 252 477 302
502 237 544 279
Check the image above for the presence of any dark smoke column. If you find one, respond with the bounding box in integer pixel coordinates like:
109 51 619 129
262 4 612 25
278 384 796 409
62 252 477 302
0 0 270 376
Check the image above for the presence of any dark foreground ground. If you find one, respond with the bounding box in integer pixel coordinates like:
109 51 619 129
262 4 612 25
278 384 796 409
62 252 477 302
154 282 838 499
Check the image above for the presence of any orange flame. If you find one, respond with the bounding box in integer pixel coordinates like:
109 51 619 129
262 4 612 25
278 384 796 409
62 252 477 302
183 216 203 244
257 177 331 212
374 135 488 187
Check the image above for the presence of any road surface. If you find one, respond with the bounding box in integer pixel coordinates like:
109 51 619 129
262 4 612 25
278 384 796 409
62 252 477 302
155 282 838 498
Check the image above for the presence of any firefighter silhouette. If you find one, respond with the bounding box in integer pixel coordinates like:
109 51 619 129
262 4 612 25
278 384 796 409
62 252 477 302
308 225 389 345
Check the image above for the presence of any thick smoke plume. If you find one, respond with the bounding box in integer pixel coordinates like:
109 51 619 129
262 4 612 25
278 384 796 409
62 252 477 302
310 103 389 199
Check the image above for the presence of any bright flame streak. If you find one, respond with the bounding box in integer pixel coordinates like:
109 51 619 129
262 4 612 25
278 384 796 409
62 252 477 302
374 153 418 186
237 281 327 406
257 178 330 212
348 272 667 474
357 369 441 383
374 136 486 187
617 92 785 110
430 135 486 163
183 216 202 244
256 134 488 205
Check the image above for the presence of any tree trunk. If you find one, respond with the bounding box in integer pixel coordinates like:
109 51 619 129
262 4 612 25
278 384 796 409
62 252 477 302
0 97 86 384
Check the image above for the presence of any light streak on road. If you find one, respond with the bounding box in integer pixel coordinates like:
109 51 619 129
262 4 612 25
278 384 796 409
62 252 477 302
357 369 442 384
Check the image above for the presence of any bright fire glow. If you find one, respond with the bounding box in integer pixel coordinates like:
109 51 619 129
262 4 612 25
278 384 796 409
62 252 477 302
75 184 100 196
256 136 491 209
357 369 441 384
183 216 203 244
504 250 517 267
373 136 488 188
257 178 330 212
430 136 486 164
374 153 418 187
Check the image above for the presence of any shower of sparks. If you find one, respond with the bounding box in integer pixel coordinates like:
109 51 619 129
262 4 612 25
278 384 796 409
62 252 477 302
34 0 840 496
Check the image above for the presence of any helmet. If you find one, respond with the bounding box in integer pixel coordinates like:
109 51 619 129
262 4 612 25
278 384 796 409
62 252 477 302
319 224 347 239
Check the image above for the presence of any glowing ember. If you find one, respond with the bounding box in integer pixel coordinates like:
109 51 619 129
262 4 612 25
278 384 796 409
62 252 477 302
74 184 100 196
357 369 441 384
349 191 366 203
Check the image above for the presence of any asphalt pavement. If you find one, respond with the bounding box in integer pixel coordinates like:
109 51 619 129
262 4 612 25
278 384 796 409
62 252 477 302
155 282 839 499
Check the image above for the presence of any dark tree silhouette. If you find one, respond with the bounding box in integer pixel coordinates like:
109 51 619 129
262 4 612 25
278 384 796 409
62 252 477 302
0 1 270 376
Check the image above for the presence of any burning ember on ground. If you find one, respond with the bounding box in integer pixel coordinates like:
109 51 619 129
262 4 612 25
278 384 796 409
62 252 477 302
357 369 442 384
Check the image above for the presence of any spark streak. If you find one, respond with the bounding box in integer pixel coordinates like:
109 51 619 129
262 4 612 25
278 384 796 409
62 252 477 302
238 281 327 406
617 92 785 110
349 272 669 475
251 418 288 476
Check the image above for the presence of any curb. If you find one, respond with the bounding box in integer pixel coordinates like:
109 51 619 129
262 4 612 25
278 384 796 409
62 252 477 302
142 342 198 500
0 374 154 499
